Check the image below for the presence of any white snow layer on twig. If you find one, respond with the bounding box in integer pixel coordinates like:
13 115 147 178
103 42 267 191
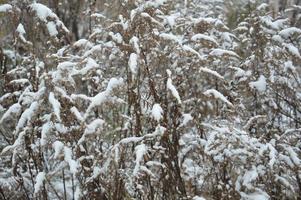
151 103 163 122
166 70 181 104
34 172 45 194
203 89 233 107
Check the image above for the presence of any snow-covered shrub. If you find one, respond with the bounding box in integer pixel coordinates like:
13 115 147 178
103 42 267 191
0 0 300 200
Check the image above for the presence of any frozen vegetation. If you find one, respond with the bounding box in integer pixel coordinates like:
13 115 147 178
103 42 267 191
0 0 300 199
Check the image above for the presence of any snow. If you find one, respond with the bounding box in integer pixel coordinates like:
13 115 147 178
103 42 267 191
235 26 249 32
249 75 267 93
229 66 252 79
164 13 179 28
118 15 128 30
75 57 99 75
16 101 39 133
279 27 301 39
193 17 218 25
91 13 106 19
57 61 75 69
181 113 193 126
2 49 16 61
243 115 266 130
240 190 270 200
129 53 138 74
272 35 283 43
1 131 25 154
16 23 26 35
109 32 123 44
279 154 294 168
193 196 206 200
203 89 233 107
52 141 64 158
118 125 165 147
284 61 295 72
267 143 277 168
286 147 300 166
0 4 12 12
275 175 291 188
130 36 140 54
30 3 69 33
74 186 81 200
106 77 124 92
64 147 78 175
130 9 138 21
257 3 268 11
91 166 101 180
49 92 61 121
85 57 99 71
210 48 240 58
182 45 202 58
54 87 71 101
30 3 57 22
221 32 235 45
191 33 218 46
141 12 163 27
71 94 91 102
84 44 102 57
46 21 58 36
167 70 181 104
73 39 92 48
53 62 76 82
120 136 143 144
34 172 45 194
200 67 224 79
260 16 287 30
85 77 123 118
78 119 104 144
242 167 258 189
133 144 147 175
146 160 165 168
9 79 29 85
144 0 166 8
140 166 155 177
0 103 21 123
41 121 52 146
54 123 68 134
284 43 301 58
160 33 182 44
151 103 163 122
145 125 166 138
70 107 84 122
16 23 30 44
1 1 301 199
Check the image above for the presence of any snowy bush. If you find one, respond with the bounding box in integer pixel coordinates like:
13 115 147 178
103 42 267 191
0 0 300 199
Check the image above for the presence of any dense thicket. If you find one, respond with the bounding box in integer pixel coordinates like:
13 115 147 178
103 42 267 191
0 0 300 200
